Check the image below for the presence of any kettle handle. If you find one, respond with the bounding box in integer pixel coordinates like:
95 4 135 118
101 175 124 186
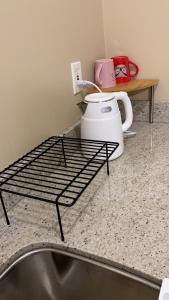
114 92 133 132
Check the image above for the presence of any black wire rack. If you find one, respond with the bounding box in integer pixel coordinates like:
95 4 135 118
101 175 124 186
0 136 118 241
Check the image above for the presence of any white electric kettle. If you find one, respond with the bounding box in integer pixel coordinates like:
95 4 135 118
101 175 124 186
81 92 133 160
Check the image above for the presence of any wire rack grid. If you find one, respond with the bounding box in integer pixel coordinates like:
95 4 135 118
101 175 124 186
0 136 118 241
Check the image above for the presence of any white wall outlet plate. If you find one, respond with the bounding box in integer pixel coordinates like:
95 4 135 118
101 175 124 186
71 61 82 94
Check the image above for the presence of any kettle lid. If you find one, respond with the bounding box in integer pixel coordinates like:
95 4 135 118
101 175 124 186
84 93 115 103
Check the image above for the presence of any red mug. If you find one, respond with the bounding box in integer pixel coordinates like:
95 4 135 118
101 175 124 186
112 56 139 84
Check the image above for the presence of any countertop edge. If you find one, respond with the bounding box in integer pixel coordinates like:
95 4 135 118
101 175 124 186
0 242 161 285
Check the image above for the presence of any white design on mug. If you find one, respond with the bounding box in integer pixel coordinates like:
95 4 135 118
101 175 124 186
115 64 127 78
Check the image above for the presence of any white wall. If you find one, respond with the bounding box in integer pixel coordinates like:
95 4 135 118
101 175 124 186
102 0 168 101
0 0 105 170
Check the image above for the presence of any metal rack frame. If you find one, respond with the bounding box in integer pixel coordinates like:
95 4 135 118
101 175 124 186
0 136 118 241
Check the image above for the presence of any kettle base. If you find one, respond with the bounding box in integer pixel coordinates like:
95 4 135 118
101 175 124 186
108 144 123 160
81 116 124 160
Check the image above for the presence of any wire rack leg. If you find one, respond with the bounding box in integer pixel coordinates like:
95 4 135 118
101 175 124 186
61 139 67 168
105 143 110 176
0 192 10 225
56 203 64 241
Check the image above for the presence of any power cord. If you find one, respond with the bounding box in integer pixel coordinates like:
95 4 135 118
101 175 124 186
124 130 136 138
77 80 102 93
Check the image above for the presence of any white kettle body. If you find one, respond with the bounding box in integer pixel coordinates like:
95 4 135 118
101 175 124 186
81 92 133 160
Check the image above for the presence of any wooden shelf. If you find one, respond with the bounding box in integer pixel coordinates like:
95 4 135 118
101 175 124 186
88 79 159 94
87 79 159 124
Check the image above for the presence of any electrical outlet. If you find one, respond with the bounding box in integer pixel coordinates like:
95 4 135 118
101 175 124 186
71 61 82 94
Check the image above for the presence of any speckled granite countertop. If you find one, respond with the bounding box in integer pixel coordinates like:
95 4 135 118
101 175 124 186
0 121 169 280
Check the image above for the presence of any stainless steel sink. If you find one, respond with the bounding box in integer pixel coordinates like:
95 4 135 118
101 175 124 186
0 246 160 300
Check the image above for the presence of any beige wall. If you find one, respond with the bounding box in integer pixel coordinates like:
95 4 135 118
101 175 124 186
102 0 168 101
0 0 105 170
